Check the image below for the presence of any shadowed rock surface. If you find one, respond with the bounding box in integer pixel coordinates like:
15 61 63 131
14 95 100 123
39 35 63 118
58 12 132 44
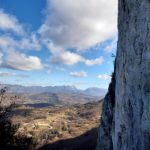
96 0 150 149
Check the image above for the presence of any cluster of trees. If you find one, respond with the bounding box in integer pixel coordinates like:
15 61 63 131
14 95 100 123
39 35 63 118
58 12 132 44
0 87 35 150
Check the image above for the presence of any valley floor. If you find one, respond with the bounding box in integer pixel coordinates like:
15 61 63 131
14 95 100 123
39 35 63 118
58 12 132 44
11 101 103 150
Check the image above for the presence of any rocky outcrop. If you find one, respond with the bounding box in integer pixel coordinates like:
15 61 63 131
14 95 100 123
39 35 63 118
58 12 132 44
96 0 150 150
96 71 115 150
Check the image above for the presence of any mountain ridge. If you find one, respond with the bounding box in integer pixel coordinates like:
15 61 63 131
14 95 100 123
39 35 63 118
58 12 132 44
0 84 107 97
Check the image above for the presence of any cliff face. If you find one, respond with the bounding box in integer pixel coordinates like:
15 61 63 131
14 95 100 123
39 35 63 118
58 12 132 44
96 0 150 150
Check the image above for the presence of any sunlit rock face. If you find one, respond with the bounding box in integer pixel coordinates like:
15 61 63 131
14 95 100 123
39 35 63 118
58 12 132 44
96 0 150 150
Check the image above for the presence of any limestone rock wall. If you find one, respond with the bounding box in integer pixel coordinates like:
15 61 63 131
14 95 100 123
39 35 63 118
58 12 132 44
96 71 115 150
96 0 150 149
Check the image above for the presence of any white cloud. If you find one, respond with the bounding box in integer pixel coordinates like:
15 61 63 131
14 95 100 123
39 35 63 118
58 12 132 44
0 34 41 51
0 36 16 49
50 51 104 66
38 0 117 67
104 38 117 53
97 74 111 80
50 51 83 66
0 34 42 71
20 33 41 50
84 57 104 66
0 10 41 51
43 40 63 54
1 50 43 71
0 10 43 71
0 9 25 35
39 0 117 51
70 70 87 78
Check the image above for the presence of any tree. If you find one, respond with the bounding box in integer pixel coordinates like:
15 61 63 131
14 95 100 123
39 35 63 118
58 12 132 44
0 87 37 150
0 87 18 149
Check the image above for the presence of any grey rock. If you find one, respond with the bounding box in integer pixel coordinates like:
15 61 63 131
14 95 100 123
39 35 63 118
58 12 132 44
96 0 150 149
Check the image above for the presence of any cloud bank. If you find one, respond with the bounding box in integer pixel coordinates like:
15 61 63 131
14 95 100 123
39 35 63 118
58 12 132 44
1 50 43 71
0 9 43 71
38 0 117 67
39 0 117 50
0 0 117 71
50 51 104 66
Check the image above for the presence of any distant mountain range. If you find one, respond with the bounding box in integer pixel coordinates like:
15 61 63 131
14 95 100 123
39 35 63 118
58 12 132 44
0 84 107 97
0 84 107 106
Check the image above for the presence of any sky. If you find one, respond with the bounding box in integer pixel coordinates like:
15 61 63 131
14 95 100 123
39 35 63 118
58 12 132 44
0 0 117 89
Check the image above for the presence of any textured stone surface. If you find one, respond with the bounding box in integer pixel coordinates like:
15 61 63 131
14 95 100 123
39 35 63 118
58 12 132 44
96 71 115 150
96 0 150 149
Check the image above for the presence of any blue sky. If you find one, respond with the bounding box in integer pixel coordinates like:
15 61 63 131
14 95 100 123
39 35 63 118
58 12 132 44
0 0 117 89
